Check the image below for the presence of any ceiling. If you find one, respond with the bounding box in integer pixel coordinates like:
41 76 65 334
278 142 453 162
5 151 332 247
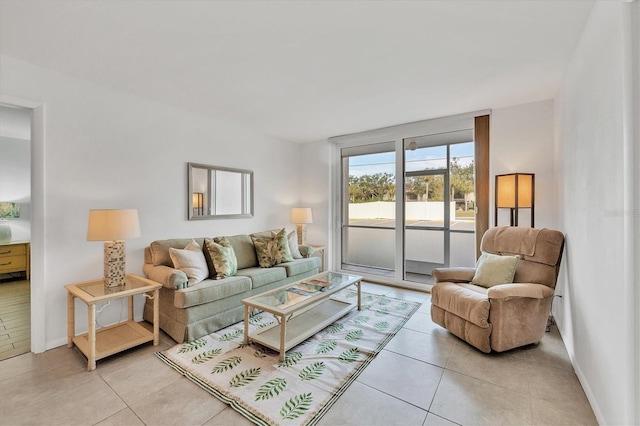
0 1 594 143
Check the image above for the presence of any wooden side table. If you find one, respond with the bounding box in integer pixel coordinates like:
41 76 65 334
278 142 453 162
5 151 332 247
65 274 161 371
309 244 326 272
0 241 30 279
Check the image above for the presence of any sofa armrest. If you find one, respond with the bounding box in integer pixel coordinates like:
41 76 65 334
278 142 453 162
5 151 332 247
143 263 188 289
487 283 554 300
299 245 314 258
432 267 476 284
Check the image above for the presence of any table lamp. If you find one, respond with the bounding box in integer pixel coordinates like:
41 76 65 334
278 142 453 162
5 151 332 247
0 202 20 243
87 209 141 288
290 207 313 245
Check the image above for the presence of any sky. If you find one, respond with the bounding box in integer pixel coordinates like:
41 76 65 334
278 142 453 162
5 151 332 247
349 141 474 177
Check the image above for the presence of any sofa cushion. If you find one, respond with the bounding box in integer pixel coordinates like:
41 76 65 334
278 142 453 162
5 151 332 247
236 267 287 288
471 252 519 288
168 240 209 286
224 234 259 269
203 237 238 279
173 276 252 309
251 228 294 268
279 257 321 277
150 238 205 267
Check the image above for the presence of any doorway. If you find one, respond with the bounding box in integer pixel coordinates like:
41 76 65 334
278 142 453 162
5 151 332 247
0 104 32 360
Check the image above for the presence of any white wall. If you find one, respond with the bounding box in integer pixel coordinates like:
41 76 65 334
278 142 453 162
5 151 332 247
0 55 303 349
554 2 637 425
0 106 31 242
490 99 556 229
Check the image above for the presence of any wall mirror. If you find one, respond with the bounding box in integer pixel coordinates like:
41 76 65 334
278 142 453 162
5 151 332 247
188 163 254 220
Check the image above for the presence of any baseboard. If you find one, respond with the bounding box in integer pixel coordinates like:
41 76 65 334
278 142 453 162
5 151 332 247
555 324 606 425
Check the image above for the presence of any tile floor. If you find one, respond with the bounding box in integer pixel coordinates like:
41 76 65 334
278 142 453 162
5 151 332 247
0 282 597 426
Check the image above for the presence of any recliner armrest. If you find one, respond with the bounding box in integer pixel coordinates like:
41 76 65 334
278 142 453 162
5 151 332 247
487 283 554 300
432 267 476 283
143 263 188 289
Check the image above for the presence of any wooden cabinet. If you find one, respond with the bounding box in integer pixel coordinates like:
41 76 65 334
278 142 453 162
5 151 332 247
0 241 30 279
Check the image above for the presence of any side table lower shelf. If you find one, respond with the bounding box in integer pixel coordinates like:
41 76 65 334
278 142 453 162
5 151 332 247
65 274 161 371
72 320 155 362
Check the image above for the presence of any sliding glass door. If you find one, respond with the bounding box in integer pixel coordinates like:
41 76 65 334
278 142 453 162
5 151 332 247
341 142 396 277
338 126 478 286
403 134 475 284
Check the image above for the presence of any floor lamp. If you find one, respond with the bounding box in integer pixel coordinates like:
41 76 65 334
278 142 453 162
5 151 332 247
495 173 535 227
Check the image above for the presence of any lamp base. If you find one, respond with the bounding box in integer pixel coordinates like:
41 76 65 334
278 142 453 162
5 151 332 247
0 222 10 244
104 240 126 288
296 224 307 246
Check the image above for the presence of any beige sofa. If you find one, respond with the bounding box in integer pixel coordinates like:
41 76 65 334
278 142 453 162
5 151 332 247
430 226 564 353
142 230 321 343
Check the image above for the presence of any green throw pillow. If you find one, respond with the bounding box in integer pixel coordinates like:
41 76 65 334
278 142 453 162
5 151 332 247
471 252 520 288
203 237 238 279
252 228 294 268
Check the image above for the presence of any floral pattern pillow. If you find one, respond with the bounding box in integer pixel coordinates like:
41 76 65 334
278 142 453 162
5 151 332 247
203 237 238 279
252 228 294 268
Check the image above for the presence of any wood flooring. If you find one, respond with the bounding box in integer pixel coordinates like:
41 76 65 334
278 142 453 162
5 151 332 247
0 279 30 361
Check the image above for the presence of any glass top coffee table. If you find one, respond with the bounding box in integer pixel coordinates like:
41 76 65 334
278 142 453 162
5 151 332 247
242 271 362 361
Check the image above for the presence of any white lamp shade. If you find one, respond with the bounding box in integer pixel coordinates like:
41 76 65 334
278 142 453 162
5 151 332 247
87 209 141 241
290 207 313 224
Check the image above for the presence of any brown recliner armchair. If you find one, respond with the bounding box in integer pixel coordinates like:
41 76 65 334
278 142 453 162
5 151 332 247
430 226 564 353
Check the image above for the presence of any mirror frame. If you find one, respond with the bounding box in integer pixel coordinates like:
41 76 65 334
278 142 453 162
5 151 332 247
188 162 254 220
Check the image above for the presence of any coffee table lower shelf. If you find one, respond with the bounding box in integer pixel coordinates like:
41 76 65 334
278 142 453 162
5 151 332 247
248 298 355 358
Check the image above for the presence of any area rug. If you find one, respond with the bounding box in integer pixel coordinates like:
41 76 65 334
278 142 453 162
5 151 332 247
157 289 421 426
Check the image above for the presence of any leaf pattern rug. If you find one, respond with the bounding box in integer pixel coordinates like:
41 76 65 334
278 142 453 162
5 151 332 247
157 289 421 426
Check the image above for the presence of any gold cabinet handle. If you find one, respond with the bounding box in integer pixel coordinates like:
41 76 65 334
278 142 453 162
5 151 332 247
0 261 11 266
0 250 11 255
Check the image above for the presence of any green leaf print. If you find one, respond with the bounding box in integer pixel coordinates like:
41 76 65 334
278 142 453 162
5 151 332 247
219 329 243 341
280 393 313 420
375 308 389 317
229 367 261 388
249 315 263 324
374 321 390 331
211 355 242 374
377 297 391 305
315 340 337 354
258 321 275 329
338 348 360 363
362 294 374 302
326 323 344 334
277 351 303 368
255 378 287 401
191 348 222 364
345 329 364 342
177 338 206 353
353 316 370 325
299 362 326 381
395 302 409 311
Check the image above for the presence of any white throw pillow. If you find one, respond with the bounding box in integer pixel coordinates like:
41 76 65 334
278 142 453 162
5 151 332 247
470 252 519 288
169 240 209 286
288 230 303 259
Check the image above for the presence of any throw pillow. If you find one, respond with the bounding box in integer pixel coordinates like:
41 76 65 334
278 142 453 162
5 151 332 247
287 230 303 259
471 252 520 288
252 228 294 268
168 240 209 286
203 237 238 279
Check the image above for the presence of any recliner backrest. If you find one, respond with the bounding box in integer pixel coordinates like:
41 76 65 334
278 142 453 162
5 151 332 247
480 226 565 288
